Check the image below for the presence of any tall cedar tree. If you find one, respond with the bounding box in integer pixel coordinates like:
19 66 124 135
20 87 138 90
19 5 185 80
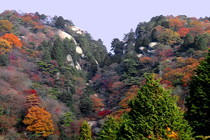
51 38 65 66
185 50 210 136
118 74 192 140
97 117 120 140
79 121 92 140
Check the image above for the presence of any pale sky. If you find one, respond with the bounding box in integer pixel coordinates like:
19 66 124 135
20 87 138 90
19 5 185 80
1 0 210 51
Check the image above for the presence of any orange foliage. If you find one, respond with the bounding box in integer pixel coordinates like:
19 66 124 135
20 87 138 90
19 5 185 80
0 20 13 33
163 57 199 87
26 94 41 108
166 127 178 139
0 38 12 54
169 18 185 31
139 57 152 65
1 33 22 48
90 94 104 112
111 86 138 119
23 106 54 137
177 28 189 37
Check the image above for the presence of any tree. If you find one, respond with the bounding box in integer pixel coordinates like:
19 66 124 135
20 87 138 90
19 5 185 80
1 33 22 48
118 74 192 140
23 106 54 137
0 20 13 33
179 33 194 51
193 34 208 50
111 38 124 62
185 50 210 136
178 28 190 37
97 117 119 140
157 29 181 45
55 16 65 29
79 121 92 140
0 54 8 66
0 38 12 54
51 38 65 65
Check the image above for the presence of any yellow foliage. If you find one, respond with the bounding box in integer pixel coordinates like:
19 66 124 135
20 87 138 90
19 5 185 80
0 20 13 33
0 38 12 54
166 127 178 139
23 106 54 137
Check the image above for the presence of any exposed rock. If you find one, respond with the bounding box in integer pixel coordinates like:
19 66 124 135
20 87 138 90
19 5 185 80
75 61 82 70
70 26 84 35
58 30 77 44
139 46 145 50
76 46 83 54
56 72 60 80
137 54 143 58
149 42 158 48
66 54 73 62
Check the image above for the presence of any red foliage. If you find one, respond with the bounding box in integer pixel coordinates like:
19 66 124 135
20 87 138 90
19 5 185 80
98 109 111 117
23 89 37 95
177 28 190 37
169 18 185 31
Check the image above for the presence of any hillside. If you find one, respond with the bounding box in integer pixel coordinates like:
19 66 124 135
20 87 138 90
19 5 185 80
0 10 210 139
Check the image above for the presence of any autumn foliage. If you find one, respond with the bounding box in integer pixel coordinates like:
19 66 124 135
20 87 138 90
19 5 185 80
0 20 13 33
1 33 22 48
23 106 54 137
0 38 12 54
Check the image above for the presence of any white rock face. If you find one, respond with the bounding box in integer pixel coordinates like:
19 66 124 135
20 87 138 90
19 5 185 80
76 46 83 54
70 26 84 35
139 47 145 50
149 42 158 48
66 54 73 62
56 72 60 80
58 30 77 44
94 59 99 66
137 54 143 58
75 61 82 70
58 30 85 56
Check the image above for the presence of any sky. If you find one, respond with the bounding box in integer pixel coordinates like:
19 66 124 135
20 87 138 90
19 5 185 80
1 0 210 51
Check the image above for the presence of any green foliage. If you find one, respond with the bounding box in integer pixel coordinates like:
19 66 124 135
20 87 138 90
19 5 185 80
157 28 181 45
179 33 194 51
0 54 8 66
51 38 65 66
55 16 65 29
118 74 193 140
97 117 120 140
193 34 208 50
111 38 124 61
185 50 210 136
79 96 93 116
62 111 75 127
79 121 92 140
63 38 78 62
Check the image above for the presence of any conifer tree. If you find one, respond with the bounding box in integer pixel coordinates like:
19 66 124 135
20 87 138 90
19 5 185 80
79 121 92 140
51 38 65 65
23 106 54 137
118 74 192 140
185 50 210 136
97 117 119 140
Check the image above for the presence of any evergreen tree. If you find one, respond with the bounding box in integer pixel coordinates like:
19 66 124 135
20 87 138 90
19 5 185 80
185 50 210 136
179 33 194 51
55 16 65 29
79 121 92 140
193 34 207 50
118 74 192 140
51 38 65 65
97 117 120 140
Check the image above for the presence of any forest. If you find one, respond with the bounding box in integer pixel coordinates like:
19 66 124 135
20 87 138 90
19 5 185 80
0 10 210 140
